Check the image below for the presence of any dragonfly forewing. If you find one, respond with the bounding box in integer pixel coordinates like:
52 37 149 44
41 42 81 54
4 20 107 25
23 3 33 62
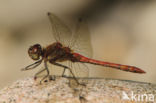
48 12 93 58
48 12 92 85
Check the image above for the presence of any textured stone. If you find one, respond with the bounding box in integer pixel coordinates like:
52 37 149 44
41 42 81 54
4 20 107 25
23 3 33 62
0 77 155 103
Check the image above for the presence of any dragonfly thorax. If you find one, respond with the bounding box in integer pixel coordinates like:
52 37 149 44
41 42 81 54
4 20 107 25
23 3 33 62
45 42 73 62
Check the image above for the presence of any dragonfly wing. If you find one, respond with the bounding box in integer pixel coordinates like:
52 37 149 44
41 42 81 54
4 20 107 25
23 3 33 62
48 12 92 84
48 12 93 58
47 12 73 46
71 18 93 58
69 61 89 85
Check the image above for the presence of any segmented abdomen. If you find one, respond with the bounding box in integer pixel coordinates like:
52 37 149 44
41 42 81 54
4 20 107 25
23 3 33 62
73 53 145 73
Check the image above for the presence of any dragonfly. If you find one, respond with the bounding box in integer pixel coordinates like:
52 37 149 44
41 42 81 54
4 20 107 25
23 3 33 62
22 12 145 85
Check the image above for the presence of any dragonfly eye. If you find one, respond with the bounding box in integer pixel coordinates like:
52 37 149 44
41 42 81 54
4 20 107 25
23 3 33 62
28 44 42 60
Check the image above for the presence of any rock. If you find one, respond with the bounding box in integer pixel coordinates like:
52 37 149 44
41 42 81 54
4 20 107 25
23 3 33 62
0 77 155 103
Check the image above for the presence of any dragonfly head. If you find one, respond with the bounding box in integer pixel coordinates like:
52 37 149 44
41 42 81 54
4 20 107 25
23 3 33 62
28 44 42 60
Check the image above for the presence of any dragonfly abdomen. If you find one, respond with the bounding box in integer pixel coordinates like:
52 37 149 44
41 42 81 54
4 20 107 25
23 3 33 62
73 53 145 73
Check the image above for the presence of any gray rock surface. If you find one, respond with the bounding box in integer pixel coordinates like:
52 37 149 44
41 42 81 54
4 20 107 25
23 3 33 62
0 77 155 103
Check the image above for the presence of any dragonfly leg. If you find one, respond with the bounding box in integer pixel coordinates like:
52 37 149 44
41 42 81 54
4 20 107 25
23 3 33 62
21 59 42 71
52 62 80 85
40 61 50 84
34 68 46 80
62 68 67 77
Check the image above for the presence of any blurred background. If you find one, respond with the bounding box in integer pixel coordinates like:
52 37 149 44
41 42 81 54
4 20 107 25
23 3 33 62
0 0 156 89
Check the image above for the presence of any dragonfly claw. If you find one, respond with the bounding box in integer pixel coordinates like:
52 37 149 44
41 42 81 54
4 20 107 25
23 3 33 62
34 76 37 80
62 74 67 78
49 75 56 81
39 75 56 84
21 68 26 71
79 83 86 87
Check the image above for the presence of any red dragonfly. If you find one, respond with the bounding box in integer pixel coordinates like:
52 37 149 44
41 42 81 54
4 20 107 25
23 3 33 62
22 12 145 85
